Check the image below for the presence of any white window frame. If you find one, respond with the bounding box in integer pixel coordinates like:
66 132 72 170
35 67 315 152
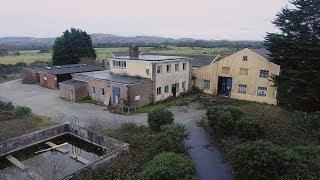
165 85 169 93
157 87 162 95
100 88 105 95
238 84 247 94
203 80 210 90
257 87 267 97
183 63 187 70
166 64 171 73
91 86 96 94
259 70 270 79
113 60 126 69
157 65 162 74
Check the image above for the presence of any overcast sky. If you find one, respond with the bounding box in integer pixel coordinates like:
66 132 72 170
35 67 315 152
0 0 289 40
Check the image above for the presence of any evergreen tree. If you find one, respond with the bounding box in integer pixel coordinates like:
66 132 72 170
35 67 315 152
265 0 320 112
52 28 96 65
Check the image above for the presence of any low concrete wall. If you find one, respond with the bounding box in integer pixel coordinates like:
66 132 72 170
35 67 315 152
0 124 68 157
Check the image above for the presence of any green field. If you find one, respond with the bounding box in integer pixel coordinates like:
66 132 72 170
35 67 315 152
0 46 235 65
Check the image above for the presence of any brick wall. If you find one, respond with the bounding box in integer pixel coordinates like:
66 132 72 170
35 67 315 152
22 68 57 89
75 84 89 101
128 81 153 107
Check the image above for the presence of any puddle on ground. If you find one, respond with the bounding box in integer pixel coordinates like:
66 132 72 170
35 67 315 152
0 134 106 180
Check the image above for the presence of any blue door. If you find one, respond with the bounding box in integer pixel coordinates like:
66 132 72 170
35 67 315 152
112 87 121 104
225 78 232 97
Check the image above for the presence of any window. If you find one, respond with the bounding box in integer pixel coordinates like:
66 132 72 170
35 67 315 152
222 67 230 74
182 81 186 91
239 68 248 75
166 64 171 73
157 87 162 95
175 63 179 71
203 80 210 90
183 63 187 70
257 87 267 97
100 88 105 95
146 69 150 75
91 86 96 94
113 60 126 69
176 83 180 92
238 84 247 94
243 56 248 61
259 70 269 78
157 65 162 74
165 85 169 93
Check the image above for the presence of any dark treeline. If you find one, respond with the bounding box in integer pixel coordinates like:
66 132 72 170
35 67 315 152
1 39 264 52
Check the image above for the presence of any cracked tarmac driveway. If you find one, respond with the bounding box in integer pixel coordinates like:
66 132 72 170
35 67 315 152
0 79 234 180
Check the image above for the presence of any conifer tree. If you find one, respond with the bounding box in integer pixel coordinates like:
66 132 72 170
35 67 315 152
265 0 320 112
52 28 96 65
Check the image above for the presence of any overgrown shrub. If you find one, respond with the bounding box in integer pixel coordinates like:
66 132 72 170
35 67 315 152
0 101 14 111
142 152 196 180
235 117 265 140
146 124 189 156
147 108 174 131
206 106 243 134
234 141 320 179
12 106 31 118
292 111 320 131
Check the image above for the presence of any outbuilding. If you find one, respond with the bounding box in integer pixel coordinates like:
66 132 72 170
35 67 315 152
23 64 103 89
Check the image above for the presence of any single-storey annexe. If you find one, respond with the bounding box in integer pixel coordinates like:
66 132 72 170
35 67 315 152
23 64 103 89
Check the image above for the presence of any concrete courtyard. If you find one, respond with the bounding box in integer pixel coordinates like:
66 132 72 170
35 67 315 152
0 79 234 180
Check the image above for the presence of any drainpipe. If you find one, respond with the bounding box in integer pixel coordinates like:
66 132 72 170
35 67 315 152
152 63 157 104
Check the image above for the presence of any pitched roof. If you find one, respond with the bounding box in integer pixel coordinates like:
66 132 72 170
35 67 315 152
191 56 216 67
251 48 271 60
76 70 150 85
31 64 104 75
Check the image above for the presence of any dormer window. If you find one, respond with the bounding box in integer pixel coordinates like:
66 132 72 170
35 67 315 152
243 56 248 61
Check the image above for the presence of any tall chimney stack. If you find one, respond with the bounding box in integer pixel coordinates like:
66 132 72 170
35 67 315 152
129 45 139 59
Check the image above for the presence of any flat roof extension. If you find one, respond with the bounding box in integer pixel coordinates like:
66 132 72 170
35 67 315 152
76 70 150 85
31 64 104 75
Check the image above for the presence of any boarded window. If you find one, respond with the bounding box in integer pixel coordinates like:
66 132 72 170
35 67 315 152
238 84 247 94
175 64 179 71
182 81 186 91
203 80 210 90
240 68 248 75
176 83 180 92
165 85 169 93
259 70 269 78
257 87 267 97
222 67 230 74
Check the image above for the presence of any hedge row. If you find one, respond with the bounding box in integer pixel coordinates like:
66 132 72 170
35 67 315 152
0 100 31 119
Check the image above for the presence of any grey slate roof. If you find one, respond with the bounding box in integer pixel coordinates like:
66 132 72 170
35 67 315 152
76 70 150 85
59 79 87 87
112 55 189 61
252 48 271 60
31 64 104 75
110 52 129 57
191 56 215 67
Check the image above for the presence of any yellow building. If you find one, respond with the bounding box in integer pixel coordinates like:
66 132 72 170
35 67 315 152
193 48 280 104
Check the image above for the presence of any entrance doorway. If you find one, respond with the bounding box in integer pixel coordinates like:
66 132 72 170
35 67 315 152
172 84 177 97
217 77 232 97
35 73 40 83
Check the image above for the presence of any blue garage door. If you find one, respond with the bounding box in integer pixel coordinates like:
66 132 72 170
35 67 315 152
112 87 121 104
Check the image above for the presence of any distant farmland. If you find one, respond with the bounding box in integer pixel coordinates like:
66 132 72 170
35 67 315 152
0 46 235 65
